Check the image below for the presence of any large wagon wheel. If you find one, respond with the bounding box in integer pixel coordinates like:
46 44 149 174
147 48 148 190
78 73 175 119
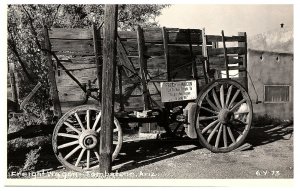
195 79 252 153
52 105 123 172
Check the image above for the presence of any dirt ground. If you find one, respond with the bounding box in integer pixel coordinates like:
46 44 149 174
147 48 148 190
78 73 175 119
111 124 294 179
9 123 292 180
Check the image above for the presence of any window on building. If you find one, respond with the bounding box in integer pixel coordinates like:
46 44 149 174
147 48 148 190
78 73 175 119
264 85 290 103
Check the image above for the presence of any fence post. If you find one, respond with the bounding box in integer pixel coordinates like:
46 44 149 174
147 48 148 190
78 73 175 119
99 4 118 174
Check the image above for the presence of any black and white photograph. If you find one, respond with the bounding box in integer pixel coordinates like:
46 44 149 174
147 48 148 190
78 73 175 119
3 0 295 187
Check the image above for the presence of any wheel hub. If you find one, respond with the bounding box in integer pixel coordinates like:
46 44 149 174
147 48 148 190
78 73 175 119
218 109 233 124
79 130 98 149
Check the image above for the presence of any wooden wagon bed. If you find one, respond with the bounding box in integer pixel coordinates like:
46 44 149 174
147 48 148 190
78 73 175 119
44 26 247 114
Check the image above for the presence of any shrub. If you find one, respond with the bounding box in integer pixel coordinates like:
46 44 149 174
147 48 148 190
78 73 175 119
23 147 41 172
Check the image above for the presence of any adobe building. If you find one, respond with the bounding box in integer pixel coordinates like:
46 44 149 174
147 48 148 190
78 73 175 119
247 27 293 120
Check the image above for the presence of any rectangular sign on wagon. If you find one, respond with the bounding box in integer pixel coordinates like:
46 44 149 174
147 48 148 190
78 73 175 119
160 80 197 102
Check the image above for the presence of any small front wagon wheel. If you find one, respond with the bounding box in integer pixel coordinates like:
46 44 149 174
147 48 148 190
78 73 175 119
195 79 253 153
52 105 122 172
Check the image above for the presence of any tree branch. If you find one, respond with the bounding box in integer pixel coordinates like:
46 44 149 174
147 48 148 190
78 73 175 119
22 5 42 50
8 40 34 82
50 5 61 27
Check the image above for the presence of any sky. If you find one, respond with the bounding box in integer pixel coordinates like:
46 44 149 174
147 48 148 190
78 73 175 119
156 4 293 36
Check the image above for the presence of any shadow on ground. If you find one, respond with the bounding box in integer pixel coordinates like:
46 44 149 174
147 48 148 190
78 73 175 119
247 122 293 148
112 138 199 172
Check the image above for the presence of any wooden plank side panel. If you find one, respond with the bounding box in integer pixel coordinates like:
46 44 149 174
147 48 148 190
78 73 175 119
169 55 193 79
120 41 203 57
49 28 93 39
207 47 246 56
58 85 147 110
130 56 165 69
206 35 246 42
131 56 198 80
54 51 95 56
120 29 202 44
58 56 96 65
209 56 243 65
166 28 201 33
60 99 144 113
57 63 97 70
51 39 94 52
56 67 97 87
57 85 86 102
130 56 167 80
209 65 246 71
49 27 202 44
52 40 203 57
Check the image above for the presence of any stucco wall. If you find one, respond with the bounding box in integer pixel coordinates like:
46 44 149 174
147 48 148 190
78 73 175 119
247 49 293 120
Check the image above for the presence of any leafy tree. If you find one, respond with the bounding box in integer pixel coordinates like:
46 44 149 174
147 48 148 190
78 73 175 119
7 4 169 122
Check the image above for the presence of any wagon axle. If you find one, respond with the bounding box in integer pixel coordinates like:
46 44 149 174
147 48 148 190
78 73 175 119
218 109 234 125
79 130 98 150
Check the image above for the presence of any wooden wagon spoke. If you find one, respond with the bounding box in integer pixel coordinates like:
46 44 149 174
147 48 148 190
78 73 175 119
64 145 81 160
212 88 222 109
66 119 76 124
64 122 81 134
237 135 243 142
232 126 244 136
242 115 248 123
207 122 221 143
228 89 241 109
226 126 236 144
202 119 219 133
75 148 86 167
199 116 218 121
205 96 220 112
215 124 223 148
57 133 79 139
234 111 249 115
225 85 233 108
74 113 85 131
201 106 219 115
230 99 246 112
86 150 90 169
96 126 102 133
58 140 79 149
113 128 118 133
223 125 228 147
92 112 101 131
86 110 90 129
233 118 248 126
220 85 225 108
93 149 100 161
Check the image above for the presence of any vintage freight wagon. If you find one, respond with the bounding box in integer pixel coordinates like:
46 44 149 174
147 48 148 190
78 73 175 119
44 25 252 172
